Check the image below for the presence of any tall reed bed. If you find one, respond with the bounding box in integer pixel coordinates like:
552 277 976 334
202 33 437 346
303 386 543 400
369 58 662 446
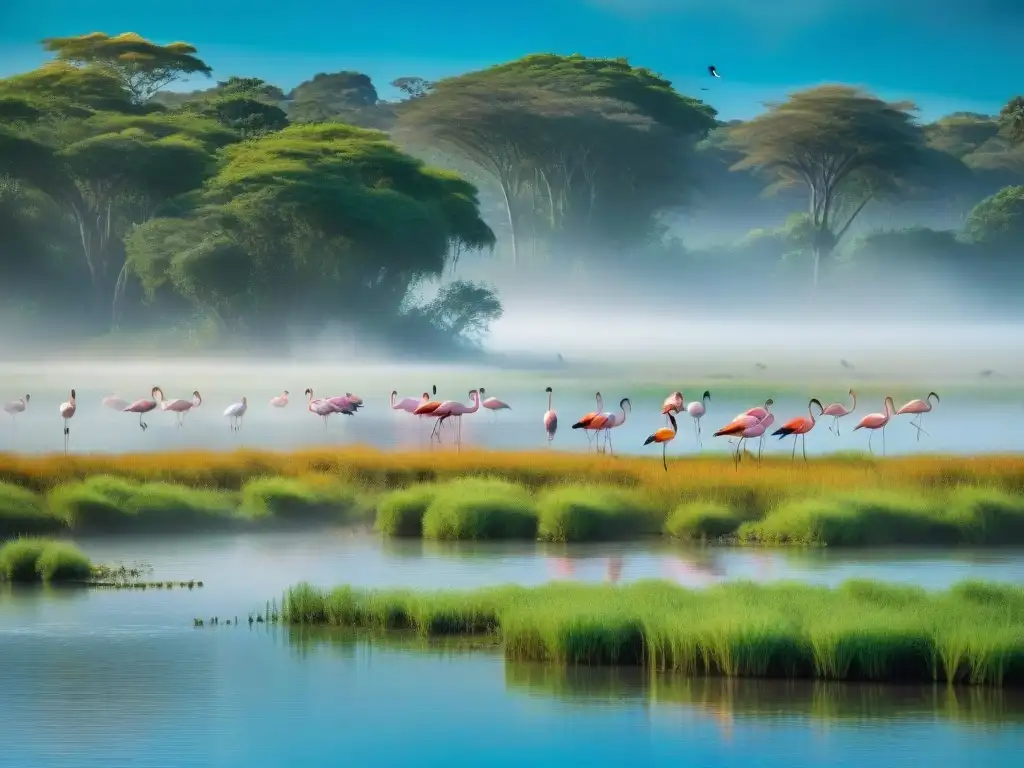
281 580 1024 686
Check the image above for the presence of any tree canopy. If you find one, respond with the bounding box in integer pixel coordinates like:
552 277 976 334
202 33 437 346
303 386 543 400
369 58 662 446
1000 97 1024 145
728 85 926 289
42 33 212 104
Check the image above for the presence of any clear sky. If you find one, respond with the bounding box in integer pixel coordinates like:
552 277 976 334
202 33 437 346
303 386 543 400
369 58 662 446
1 0 1020 121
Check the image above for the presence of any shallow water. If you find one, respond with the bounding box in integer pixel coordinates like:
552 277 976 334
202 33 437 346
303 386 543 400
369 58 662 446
0 361 1019 455
2 532 1024 766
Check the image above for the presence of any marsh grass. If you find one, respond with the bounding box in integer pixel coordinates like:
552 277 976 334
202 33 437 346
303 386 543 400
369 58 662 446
1 448 1024 543
282 580 1024 686
240 476 373 526
536 486 659 542
0 537 91 583
421 478 537 540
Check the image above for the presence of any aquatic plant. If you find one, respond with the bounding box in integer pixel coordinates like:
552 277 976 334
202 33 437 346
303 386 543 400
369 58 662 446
0 482 63 538
0 537 92 582
280 579 1024 685
535 486 658 542
421 478 537 540
664 501 745 541
375 485 438 537
240 476 370 525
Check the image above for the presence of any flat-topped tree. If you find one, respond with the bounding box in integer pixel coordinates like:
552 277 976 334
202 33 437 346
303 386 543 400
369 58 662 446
1000 97 1024 144
41 32 212 104
728 85 925 291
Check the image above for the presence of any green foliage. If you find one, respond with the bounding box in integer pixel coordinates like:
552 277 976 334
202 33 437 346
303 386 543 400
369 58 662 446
535 486 658 541
0 483 61 538
1000 97 1024 144
375 485 439 537
420 478 537 540
283 580 1024 685
239 476 365 524
665 501 743 541
0 537 92 582
962 185 1024 250
42 32 212 103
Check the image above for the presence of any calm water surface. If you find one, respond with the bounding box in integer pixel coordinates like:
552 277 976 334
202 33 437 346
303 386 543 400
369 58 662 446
3 533 1024 767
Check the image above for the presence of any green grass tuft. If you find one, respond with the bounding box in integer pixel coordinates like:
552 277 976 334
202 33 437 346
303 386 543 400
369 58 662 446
536 486 659 542
375 485 438 537
421 478 537 540
0 537 92 583
281 579 1024 686
240 476 367 525
0 482 63 538
665 501 744 541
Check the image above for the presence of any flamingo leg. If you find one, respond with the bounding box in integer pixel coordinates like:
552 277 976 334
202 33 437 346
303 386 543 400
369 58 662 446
662 442 667 472
138 413 147 431
606 430 614 455
836 417 842 437
802 433 808 463
882 425 886 456
868 431 874 454
791 436 798 460
63 419 70 455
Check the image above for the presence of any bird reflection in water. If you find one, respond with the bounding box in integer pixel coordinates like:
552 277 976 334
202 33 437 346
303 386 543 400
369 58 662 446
546 556 624 583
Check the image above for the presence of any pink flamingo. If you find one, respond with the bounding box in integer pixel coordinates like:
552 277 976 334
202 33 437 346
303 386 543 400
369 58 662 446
390 390 427 413
713 415 769 466
686 391 711 446
436 389 482 447
413 388 449 442
59 388 76 454
733 398 774 458
772 398 824 462
102 395 129 411
543 386 557 444
589 397 631 454
821 389 857 435
570 391 604 451
269 391 290 408
478 388 511 419
161 390 202 426
123 386 162 431
305 388 349 427
325 394 360 414
896 392 939 442
4 394 29 421
661 391 684 421
852 396 896 455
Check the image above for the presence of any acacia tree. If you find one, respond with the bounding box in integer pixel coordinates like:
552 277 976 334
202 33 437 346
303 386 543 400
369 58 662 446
41 32 212 104
728 86 926 290
395 54 717 266
125 123 496 339
1000 97 1024 144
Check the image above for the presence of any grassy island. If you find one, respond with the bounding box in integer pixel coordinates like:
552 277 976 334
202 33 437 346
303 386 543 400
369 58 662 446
0 448 1023 546
280 580 1024 686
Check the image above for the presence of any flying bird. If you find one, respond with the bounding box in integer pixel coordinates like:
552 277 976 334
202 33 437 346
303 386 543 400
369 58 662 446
708 65 720 78
840 359 855 370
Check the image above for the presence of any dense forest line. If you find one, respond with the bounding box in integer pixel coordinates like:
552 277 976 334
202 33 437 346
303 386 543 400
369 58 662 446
1 33 1022 354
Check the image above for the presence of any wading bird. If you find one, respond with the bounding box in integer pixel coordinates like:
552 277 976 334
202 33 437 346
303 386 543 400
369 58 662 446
437 389 482 447
123 387 162 430
661 391 683 422
305 389 349 428
821 389 857 435
571 391 605 451
687 391 711 446
224 397 248 432
589 398 631 455
736 398 774 457
4 394 29 421
714 413 769 466
390 390 426 413
101 395 129 411
161 390 202 426
478 388 511 418
269 391 290 408
543 386 557 444
896 392 939 441
853 396 896 455
644 412 677 471
772 398 824 462
413 386 448 442
59 389 76 455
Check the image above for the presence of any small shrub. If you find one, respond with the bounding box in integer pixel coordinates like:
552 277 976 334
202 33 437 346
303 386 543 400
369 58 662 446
421 478 537 540
665 501 742 541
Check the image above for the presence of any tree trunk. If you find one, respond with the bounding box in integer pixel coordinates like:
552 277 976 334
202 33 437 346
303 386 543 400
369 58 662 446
498 177 519 267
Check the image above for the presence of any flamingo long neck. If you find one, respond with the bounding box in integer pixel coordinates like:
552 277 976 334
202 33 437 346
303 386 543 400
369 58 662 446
153 388 163 402
927 393 937 408
703 393 710 405
807 400 818 423
468 392 480 413
390 391 397 408
763 399 772 413
547 391 553 411
595 393 603 411
849 391 857 410
884 397 894 417
307 390 315 403
194 392 202 406
619 402 628 423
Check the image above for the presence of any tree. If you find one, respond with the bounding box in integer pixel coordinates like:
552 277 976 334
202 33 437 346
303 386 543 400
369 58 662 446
1000 97 1024 144
728 85 926 290
126 123 495 339
962 185 1024 250
288 71 381 123
395 54 717 266
200 95 289 137
421 281 503 342
391 77 435 99
42 33 212 104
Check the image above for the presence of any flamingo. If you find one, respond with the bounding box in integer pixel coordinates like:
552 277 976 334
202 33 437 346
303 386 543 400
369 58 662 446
437 389 482 447
123 387 162 431
161 390 202 426
589 398 631 455
59 388 76 455
852 396 896 455
571 391 605 451
772 398 824 462
390 390 425 413
661 391 684 423
269 391 290 408
714 416 768 467
896 392 939 442
543 386 557 444
224 397 248 432
305 388 348 428
821 389 857 435
478 388 511 419
413 386 449 442
734 398 774 458
101 395 129 411
644 412 677 471
687 391 711 446
4 394 29 421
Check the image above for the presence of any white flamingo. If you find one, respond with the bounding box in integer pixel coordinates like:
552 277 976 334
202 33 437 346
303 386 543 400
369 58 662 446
224 397 247 431
59 389 76 454
4 394 29 421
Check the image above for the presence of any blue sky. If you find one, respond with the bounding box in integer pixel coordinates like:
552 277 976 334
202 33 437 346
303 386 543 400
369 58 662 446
1 0 1020 121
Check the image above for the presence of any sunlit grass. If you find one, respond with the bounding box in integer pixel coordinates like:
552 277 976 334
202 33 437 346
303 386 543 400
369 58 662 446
281 579 1024 685
0 537 92 582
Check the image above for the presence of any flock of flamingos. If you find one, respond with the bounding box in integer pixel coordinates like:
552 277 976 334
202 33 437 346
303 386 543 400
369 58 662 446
1 384 940 463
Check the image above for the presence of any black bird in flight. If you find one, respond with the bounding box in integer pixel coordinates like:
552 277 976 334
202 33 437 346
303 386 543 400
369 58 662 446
708 65 720 78
840 359 855 370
